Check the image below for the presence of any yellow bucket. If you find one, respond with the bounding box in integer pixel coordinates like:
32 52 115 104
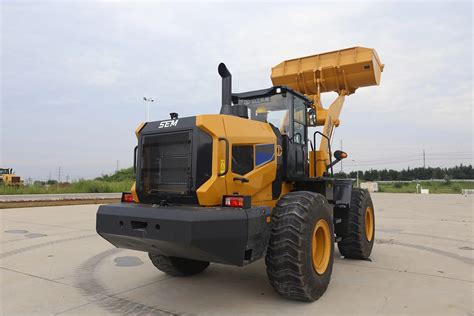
271 47 384 95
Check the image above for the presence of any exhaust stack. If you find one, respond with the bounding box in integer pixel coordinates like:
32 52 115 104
218 63 232 115
218 63 248 118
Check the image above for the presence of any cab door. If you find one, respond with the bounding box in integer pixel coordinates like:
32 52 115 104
283 95 307 179
223 115 277 204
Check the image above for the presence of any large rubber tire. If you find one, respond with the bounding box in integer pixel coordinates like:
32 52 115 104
265 191 334 302
148 253 210 276
336 188 375 259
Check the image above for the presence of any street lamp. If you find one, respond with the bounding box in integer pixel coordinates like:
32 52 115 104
143 97 155 121
352 159 359 188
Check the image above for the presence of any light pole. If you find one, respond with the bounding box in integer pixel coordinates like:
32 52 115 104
143 97 154 121
352 159 359 188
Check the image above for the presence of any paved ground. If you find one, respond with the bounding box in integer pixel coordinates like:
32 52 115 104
0 193 472 315
0 193 121 202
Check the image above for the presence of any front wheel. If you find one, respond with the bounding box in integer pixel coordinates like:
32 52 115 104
265 191 334 302
148 253 210 276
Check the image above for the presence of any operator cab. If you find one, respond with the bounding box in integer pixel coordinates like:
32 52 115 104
0 168 12 175
232 86 313 179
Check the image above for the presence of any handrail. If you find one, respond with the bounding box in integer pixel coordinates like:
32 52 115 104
218 137 229 176
313 131 333 177
133 146 138 174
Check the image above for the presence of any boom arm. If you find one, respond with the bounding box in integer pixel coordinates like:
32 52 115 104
271 46 384 176
318 94 345 170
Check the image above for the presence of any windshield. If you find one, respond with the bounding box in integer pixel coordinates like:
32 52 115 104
238 92 308 138
240 94 290 134
0 169 10 175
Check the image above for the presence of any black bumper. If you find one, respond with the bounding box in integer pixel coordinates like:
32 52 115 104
96 203 271 266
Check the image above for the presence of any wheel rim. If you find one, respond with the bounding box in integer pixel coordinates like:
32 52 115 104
365 206 374 241
312 219 331 275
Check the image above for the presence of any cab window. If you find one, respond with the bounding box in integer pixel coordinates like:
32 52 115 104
293 97 306 144
255 144 275 167
232 145 254 175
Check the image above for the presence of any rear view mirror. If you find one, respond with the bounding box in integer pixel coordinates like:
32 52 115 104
307 108 317 126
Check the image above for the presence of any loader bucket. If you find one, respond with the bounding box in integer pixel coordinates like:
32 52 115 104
271 47 384 95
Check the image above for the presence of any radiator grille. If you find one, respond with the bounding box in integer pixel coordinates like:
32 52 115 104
140 131 192 195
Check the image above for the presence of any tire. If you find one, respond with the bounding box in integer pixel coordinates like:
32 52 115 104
336 188 375 259
265 191 334 302
148 253 210 276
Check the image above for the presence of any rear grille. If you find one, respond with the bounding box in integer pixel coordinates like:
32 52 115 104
12 177 20 183
140 131 192 196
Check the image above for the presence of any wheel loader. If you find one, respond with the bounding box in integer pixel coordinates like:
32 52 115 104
97 47 384 301
0 168 23 186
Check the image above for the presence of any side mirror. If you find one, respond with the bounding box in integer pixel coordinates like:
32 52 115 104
307 108 317 126
326 150 348 174
334 150 348 160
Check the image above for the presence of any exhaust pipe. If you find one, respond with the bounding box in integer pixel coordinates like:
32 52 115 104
218 63 232 115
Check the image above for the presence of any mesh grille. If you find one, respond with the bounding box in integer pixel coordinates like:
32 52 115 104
140 131 192 195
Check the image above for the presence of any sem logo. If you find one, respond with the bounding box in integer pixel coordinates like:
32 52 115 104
158 120 179 128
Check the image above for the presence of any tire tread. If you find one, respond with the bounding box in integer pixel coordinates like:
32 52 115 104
148 253 209 277
266 191 333 302
337 188 374 259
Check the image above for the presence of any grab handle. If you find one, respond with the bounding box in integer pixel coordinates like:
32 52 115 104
133 146 138 174
218 137 229 176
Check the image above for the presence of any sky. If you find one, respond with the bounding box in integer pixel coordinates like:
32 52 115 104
1 1 473 181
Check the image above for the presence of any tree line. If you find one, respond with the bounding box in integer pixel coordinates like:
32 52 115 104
333 164 473 181
36 164 473 185
98 165 473 182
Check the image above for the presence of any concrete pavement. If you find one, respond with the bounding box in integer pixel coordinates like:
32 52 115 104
1 193 473 315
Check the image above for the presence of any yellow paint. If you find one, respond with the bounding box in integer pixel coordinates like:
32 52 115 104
308 151 316 177
271 47 384 96
316 94 346 176
135 122 146 138
365 206 374 241
131 182 140 203
219 159 226 174
195 114 281 208
252 200 277 209
312 218 331 275
221 115 277 205
195 115 228 206
276 145 283 157
316 109 328 126
309 149 335 178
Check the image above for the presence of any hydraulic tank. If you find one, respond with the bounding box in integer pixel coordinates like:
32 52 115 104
271 47 384 95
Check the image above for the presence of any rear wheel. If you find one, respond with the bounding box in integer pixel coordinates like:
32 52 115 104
336 188 375 259
148 253 210 276
265 191 334 302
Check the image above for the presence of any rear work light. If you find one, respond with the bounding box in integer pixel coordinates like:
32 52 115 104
222 195 251 209
121 192 134 203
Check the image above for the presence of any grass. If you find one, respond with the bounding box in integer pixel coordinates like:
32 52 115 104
377 181 474 194
0 179 133 195
2 179 472 195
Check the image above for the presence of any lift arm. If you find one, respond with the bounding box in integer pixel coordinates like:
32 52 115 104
318 93 346 171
